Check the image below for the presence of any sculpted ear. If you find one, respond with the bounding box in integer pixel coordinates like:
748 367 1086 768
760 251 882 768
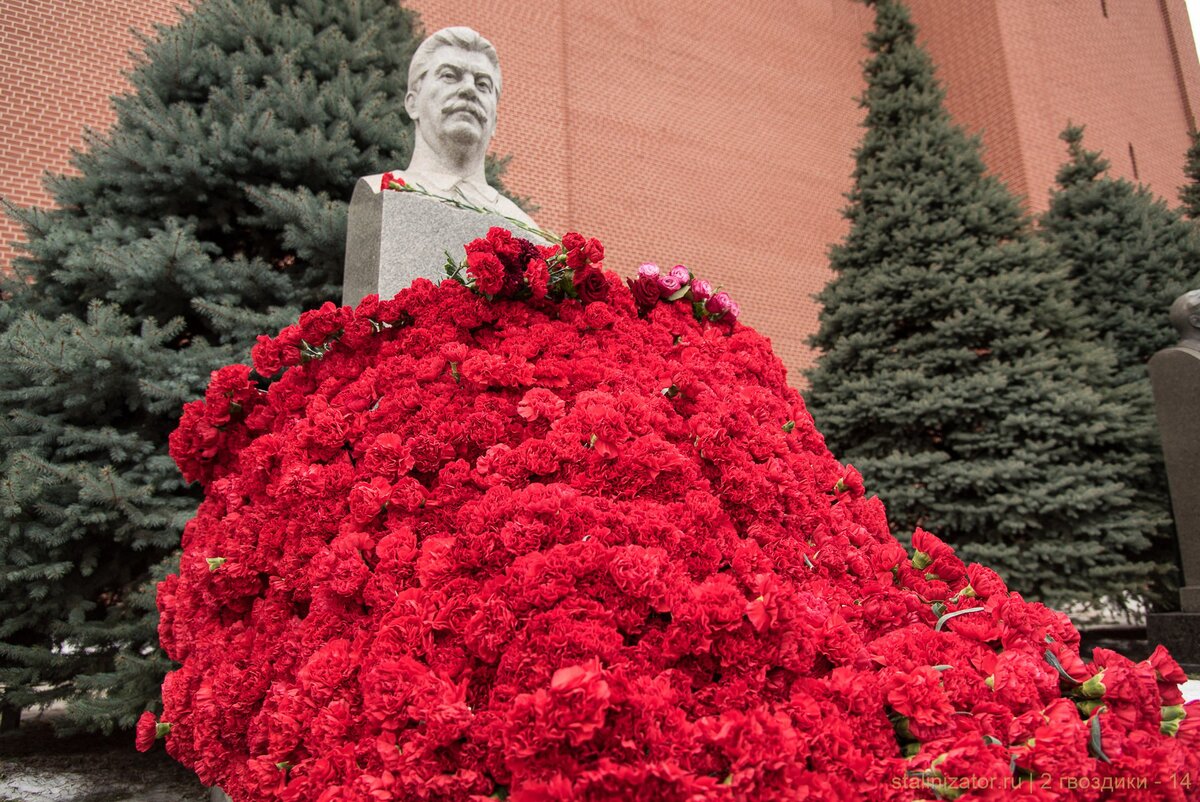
404 89 419 121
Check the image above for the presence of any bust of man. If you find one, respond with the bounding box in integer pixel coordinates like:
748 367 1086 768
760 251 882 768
361 26 536 227
1170 289 1200 354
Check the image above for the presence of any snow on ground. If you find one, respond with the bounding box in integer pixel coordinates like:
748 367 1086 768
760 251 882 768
0 767 85 802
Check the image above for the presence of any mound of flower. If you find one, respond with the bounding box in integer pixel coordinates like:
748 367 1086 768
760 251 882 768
146 228 1199 801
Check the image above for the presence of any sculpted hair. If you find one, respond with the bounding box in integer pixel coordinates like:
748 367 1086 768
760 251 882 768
407 27 502 97
1167 288 1200 341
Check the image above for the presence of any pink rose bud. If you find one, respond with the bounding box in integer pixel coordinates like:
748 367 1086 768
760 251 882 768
669 264 691 284
637 262 660 279
727 300 741 320
657 273 683 293
690 279 713 301
706 291 733 315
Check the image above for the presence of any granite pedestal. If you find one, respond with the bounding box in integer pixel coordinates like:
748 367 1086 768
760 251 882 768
1146 298 1200 671
342 179 545 307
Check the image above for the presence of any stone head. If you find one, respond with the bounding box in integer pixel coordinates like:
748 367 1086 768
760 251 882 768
405 27 501 154
1169 289 1200 347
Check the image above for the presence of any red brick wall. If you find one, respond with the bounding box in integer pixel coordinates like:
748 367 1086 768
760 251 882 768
903 0 1031 200
0 0 181 271
3 0 1199 382
907 0 1200 213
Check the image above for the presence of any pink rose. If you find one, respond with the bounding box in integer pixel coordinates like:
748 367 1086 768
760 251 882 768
669 264 690 284
689 279 713 301
705 291 734 315
637 262 660 279
657 273 683 294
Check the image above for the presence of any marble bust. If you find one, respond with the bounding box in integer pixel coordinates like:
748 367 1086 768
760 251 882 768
1169 288 1200 353
360 26 536 227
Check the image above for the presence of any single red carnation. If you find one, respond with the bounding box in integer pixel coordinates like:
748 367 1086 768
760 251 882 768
135 711 158 752
562 231 605 269
250 334 282 377
886 665 955 730
380 171 405 191
466 250 506 295
526 257 551 299
486 226 524 266
1149 644 1188 705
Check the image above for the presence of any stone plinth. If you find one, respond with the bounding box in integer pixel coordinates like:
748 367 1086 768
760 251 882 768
1147 316 1200 670
1148 345 1200 613
342 179 543 307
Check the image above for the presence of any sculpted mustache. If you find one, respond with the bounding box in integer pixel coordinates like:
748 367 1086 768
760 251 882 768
444 103 486 123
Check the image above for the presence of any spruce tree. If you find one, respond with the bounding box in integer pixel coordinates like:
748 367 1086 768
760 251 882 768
1038 125 1200 607
803 0 1156 608
0 0 519 733
1180 130 1200 220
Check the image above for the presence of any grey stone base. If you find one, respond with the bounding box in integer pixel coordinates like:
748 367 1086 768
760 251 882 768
1180 585 1200 613
342 180 546 308
1146 611 1200 672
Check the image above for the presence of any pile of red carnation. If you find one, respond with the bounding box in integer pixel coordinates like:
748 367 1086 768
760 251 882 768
147 230 1199 801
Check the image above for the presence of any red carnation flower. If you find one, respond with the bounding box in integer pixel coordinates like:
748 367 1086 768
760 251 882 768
135 711 158 752
486 226 524 265
157 233 1196 801
466 249 506 295
886 665 955 729
562 231 605 269
526 257 551 299
380 171 405 191
250 334 282 377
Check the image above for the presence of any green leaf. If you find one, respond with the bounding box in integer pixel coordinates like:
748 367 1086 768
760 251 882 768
1043 649 1081 685
1088 713 1111 763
